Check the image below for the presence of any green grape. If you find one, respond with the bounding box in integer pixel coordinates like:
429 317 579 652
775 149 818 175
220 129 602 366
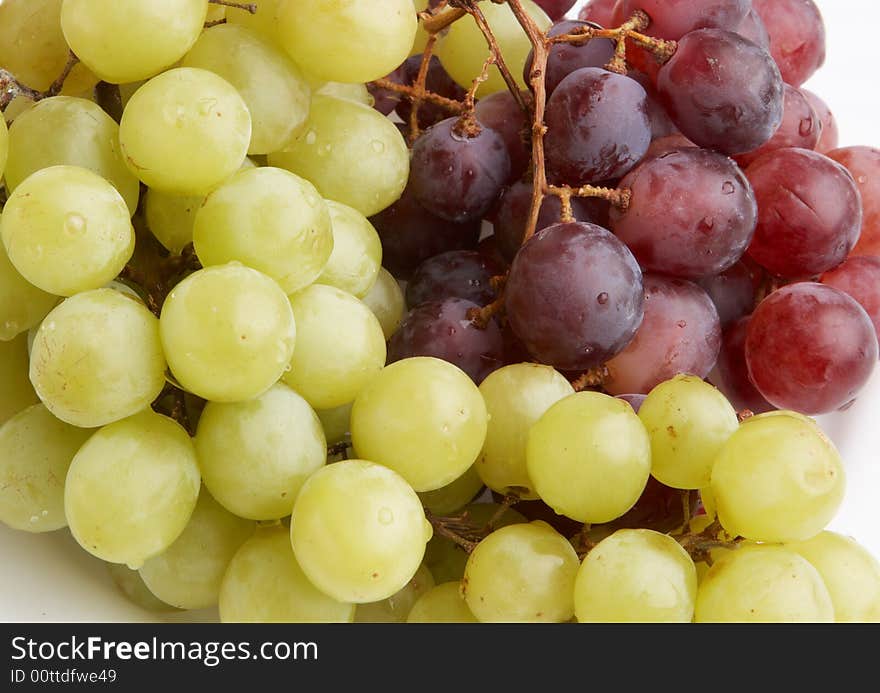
314 81 373 107
182 24 311 155
788 531 880 622
574 529 697 623
139 490 256 610
195 383 327 521
700 486 716 520
695 545 834 622
362 268 405 340
355 564 435 623
351 357 488 492
277 0 417 83
0 404 93 533
0 245 58 342
65 410 201 568
407 582 478 623
317 402 352 446
220 524 355 623
107 564 177 613
710 411 845 542
463 521 579 623
193 167 333 294
206 4 226 23
639 375 739 490
526 392 651 524
0 118 7 179
1 166 134 296
282 285 386 410
30 289 166 428
60 0 208 84
0 335 39 425
418 466 484 515
5 96 140 215
436 0 551 94
160 264 296 403
267 95 409 217
478 364 574 499
315 201 383 299
119 67 251 195
226 0 283 44
290 459 433 603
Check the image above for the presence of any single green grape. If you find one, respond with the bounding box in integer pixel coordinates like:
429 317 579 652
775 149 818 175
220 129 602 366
362 268 405 340
160 264 296 403
290 459 433 603
407 582 478 623
788 531 880 622
277 0 416 83
418 466 484 515
268 95 409 217
119 67 251 195
139 489 256 610
220 524 355 623
314 81 373 107
695 545 834 622
61 0 208 84
283 285 386 410
0 117 7 179
195 383 327 521
65 410 201 568
5 96 140 215
478 363 574 499
106 564 177 613
193 167 333 294
182 24 311 155
410 0 433 57
527 391 651 523
463 521 579 623
351 357 488 492
436 0 551 94
315 201 383 299
0 245 58 342
0 404 93 532
30 289 167 428
639 375 739 490
225 0 283 45
316 402 352 447
0 335 39 425
710 411 845 542
574 529 698 623
1 166 133 296
355 564 435 623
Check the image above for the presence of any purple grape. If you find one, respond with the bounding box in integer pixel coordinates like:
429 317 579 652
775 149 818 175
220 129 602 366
734 7 770 49
535 0 578 21
395 55 467 129
642 133 698 160
474 91 530 182
578 0 620 27
405 251 503 309
753 0 825 87
628 70 677 139
803 89 838 154
610 147 757 279
657 29 784 156
387 298 505 383
616 393 647 413
618 0 750 40
697 261 757 327
713 317 774 414
545 67 651 185
525 20 615 95
505 222 644 371
368 62 406 116
410 117 511 223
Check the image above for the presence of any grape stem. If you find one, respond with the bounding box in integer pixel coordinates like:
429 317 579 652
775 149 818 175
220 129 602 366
485 493 520 530
426 511 480 553
570 366 609 392
453 53 495 137
409 33 441 141
208 0 257 14
205 18 228 28
0 50 79 113
675 519 745 564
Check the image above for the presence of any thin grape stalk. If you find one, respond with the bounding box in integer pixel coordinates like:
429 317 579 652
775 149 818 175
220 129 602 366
0 51 79 112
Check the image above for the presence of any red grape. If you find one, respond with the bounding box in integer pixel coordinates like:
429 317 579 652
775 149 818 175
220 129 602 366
578 0 621 26
534 0 577 21
618 0 750 40
752 0 826 87
642 133 697 160
628 70 677 139
713 317 774 414
474 91 530 183
746 283 878 415
734 8 770 49
525 20 615 95
802 89 839 154
616 393 647 413
821 256 880 341
826 146 880 258
697 261 757 327
406 251 502 309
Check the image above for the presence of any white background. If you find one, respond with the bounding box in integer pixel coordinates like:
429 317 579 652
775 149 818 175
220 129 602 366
1 0 879 621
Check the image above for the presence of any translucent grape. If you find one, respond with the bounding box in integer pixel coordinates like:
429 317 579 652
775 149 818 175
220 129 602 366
803 89 838 154
268 95 409 217
713 317 774 415
574 529 698 622
290 460 433 603
65 411 201 568
406 251 501 309
30 289 166 428
710 411 845 542
752 0 825 87
478 363 574 499
315 201 383 299
788 531 880 622
735 85 820 168
417 466 484 515
317 403 352 447
1 166 133 297
474 91 530 182
0 245 58 343
4 96 140 215
696 261 756 328
220 525 354 623
182 24 311 155
827 147 880 258
193 167 333 294
160 264 296 403
463 521 579 623
362 268 406 339
527 391 651 523
277 0 416 84
639 375 738 490
351 357 487 492
0 404 92 532
226 0 282 44
312 81 373 107
695 545 834 622
407 582 478 623
119 68 252 195
0 336 39 425
195 383 326 521
355 564 435 623
283 285 386 410
734 7 770 48
107 564 176 613
821 256 880 340
144 190 202 256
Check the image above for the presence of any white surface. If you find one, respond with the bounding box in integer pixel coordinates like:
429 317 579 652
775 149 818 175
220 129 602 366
2 0 880 622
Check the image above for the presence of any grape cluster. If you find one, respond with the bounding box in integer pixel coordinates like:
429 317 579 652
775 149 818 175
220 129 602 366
1 0 880 623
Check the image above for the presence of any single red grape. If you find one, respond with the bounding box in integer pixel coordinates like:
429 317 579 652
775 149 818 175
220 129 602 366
826 146 880 258
406 251 503 309
697 261 757 327
713 317 774 414
802 89 839 154
752 0 826 87
821 256 880 342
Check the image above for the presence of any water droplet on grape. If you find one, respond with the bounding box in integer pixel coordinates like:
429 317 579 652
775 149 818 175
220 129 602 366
64 212 87 236
45 321 56 331
378 507 394 525
698 217 715 233
371 140 385 153
722 181 735 195
676 320 687 328
597 292 609 305
305 131 317 146
29 515 39 524
5 320 18 333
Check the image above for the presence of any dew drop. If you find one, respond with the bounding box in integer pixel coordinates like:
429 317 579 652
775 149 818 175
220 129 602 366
697 217 715 233
4 320 18 334
858 175 868 185
378 507 394 525
371 140 385 153
676 320 687 328
597 292 609 305
305 131 317 145
721 181 735 195
64 212 87 236
45 321 56 331
29 515 39 524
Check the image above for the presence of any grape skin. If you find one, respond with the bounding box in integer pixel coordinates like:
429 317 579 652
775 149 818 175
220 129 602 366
0 335 39 426
356 564 435 623
821 256 880 341
361 268 406 339
0 246 58 343
618 0 750 40
316 201 383 300
696 261 756 328
752 0 826 87
407 582 478 623
713 317 774 415
578 0 619 27
803 89 839 154
526 20 616 96
406 251 501 309
474 91 530 182
826 146 880 257
418 466 484 516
